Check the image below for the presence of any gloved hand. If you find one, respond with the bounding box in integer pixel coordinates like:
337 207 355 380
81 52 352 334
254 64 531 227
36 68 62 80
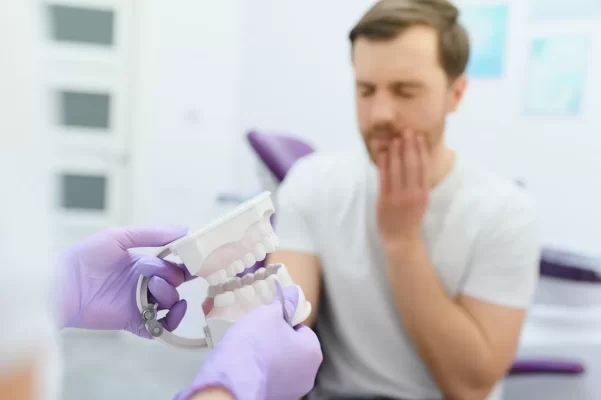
175 284 322 400
56 226 194 338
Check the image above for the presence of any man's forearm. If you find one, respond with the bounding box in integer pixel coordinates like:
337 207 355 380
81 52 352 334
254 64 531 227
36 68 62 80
189 387 234 400
385 239 495 400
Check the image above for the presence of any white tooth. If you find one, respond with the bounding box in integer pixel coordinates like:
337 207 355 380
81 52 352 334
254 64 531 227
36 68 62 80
253 280 272 304
214 292 236 308
252 280 268 294
233 286 249 302
243 252 256 267
223 278 242 292
265 275 278 293
206 273 220 285
290 286 312 326
265 264 278 275
254 267 266 281
241 274 255 286
276 267 294 286
207 269 228 285
240 285 255 299
263 237 276 253
209 283 228 297
219 269 229 282
226 264 238 277
268 234 279 249
253 243 267 261
252 226 264 242
222 280 234 292
207 285 223 298
259 219 273 235
235 286 259 308
231 260 245 274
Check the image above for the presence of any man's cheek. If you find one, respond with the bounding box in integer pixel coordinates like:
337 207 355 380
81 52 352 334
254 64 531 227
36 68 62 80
410 106 439 131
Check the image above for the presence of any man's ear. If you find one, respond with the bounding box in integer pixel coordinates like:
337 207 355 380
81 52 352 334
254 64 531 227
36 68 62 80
448 75 468 113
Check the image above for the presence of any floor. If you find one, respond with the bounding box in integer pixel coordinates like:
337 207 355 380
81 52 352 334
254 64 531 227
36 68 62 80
59 330 208 400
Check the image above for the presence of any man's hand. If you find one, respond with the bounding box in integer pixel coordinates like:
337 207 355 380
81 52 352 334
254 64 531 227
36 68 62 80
376 130 430 244
56 226 195 338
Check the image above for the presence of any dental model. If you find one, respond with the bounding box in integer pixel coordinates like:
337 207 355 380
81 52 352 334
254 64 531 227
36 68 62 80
136 191 312 350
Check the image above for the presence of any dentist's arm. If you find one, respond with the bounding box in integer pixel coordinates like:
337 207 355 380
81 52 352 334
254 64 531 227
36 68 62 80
0 230 58 400
0 361 37 400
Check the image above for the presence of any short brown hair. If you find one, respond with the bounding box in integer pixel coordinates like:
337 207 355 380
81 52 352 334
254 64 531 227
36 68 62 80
349 0 470 81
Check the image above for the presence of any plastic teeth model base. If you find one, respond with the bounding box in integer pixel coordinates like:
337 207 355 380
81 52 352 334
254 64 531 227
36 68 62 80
135 191 312 351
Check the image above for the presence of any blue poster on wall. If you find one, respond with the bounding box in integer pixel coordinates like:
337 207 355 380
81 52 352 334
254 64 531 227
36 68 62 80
523 36 591 117
460 4 509 78
529 0 601 18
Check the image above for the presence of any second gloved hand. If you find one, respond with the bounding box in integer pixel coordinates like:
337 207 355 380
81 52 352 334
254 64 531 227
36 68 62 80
56 226 194 338
175 285 323 400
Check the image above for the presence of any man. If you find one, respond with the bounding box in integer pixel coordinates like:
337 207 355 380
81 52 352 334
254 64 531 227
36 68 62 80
267 0 540 399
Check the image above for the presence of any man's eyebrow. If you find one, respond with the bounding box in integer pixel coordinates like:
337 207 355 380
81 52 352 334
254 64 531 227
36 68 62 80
356 80 375 87
355 80 425 88
390 80 425 88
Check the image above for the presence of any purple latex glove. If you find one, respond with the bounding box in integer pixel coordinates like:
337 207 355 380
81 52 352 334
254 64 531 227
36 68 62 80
175 285 322 400
56 226 195 338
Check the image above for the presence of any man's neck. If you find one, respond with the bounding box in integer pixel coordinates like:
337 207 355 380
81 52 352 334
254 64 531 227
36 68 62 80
429 145 456 188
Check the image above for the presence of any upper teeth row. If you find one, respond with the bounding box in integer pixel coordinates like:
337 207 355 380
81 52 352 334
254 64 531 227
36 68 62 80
208 264 293 308
206 233 280 285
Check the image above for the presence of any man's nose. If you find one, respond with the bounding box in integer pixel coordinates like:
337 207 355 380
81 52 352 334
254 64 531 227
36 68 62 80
371 93 396 123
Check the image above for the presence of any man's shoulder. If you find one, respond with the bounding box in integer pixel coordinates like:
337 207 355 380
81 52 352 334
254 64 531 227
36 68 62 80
289 150 366 172
279 150 370 210
458 159 536 225
286 150 368 188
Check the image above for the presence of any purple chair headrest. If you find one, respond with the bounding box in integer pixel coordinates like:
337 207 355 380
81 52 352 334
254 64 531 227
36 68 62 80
540 247 601 283
246 130 315 182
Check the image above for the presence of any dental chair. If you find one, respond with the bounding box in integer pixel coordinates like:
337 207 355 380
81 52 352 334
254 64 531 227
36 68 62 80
247 130 315 183
246 130 597 399
504 249 601 400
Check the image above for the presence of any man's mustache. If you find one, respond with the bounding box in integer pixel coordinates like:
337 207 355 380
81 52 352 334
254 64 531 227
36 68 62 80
366 126 405 138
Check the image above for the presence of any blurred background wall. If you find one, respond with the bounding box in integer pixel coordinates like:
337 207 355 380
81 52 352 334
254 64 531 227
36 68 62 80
2 0 600 399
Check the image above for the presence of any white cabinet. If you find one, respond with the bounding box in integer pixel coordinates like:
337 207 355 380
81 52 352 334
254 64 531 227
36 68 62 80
40 0 134 249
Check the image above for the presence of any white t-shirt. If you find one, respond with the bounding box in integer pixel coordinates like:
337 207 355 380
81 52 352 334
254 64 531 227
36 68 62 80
274 151 540 400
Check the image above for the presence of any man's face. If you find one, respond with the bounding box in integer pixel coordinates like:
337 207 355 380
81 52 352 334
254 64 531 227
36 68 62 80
352 25 466 163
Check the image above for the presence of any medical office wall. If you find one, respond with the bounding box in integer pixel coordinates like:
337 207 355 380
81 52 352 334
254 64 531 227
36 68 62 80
238 0 601 256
